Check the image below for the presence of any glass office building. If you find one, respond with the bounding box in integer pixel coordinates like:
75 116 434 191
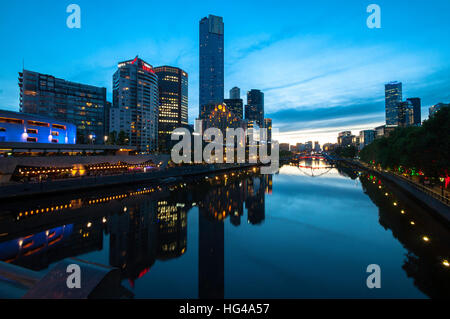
154 66 188 152
245 89 264 127
199 15 224 112
385 81 402 126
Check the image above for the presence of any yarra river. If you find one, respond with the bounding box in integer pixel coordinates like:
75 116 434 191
0 159 449 298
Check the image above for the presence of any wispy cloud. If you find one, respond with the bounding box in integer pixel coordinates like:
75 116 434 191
223 33 448 143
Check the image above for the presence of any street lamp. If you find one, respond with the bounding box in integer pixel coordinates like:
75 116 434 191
88 134 95 144
439 177 445 197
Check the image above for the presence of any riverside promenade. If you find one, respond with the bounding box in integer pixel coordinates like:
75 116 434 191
339 158 450 223
0 163 258 200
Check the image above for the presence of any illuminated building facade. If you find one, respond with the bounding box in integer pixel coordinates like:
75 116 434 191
153 66 188 152
223 98 243 119
200 103 243 134
245 89 264 127
113 56 159 152
19 69 107 144
199 15 224 109
0 109 76 144
385 81 402 126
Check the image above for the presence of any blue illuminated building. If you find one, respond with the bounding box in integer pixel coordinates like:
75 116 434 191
0 109 76 144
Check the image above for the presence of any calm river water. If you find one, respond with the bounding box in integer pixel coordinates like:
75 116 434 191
1 160 449 298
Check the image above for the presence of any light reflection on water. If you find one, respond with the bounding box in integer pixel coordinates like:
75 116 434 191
0 160 449 298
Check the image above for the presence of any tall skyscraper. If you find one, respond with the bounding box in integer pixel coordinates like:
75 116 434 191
406 97 421 125
230 87 240 99
385 81 402 126
245 89 264 127
19 69 107 144
199 15 224 112
112 56 159 152
154 66 188 152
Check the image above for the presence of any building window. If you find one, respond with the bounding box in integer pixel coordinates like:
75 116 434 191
26 137 38 142
52 124 66 130
0 117 23 125
26 128 38 134
51 131 59 136
28 120 49 127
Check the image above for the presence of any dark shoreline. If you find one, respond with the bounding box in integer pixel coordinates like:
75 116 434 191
0 163 259 201
338 159 450 225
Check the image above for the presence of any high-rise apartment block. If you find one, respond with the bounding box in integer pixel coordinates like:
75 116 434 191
112 56 159 152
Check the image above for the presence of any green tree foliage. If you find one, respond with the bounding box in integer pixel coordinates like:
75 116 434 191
106 131 117 145
117 130 128 145
360 106 450 177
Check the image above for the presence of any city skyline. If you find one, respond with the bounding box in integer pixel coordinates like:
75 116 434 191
1 0 449 145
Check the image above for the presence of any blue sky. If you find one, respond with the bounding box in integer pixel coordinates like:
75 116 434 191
1 0 449 144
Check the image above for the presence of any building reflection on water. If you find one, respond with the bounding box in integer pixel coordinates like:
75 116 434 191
0 162 448 298
0 168 271 298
